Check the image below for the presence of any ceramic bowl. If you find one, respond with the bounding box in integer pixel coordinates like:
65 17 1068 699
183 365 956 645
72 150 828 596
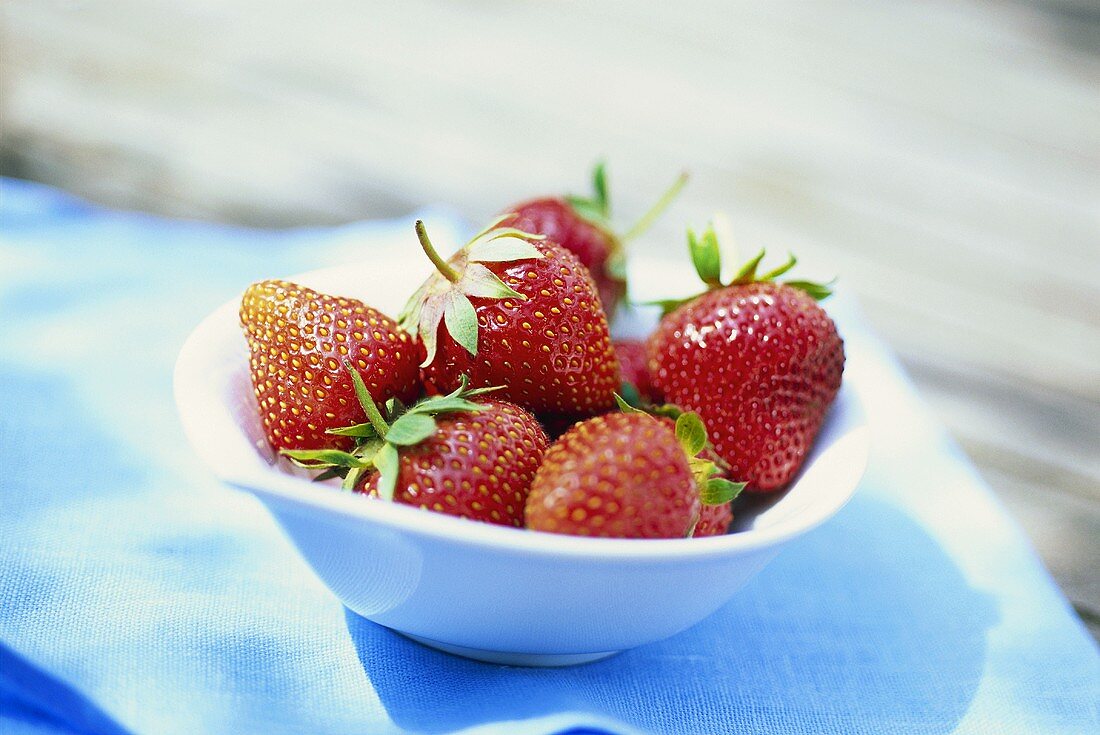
174 257 868 666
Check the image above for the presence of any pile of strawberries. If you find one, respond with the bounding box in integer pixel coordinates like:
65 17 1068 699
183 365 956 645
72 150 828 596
239 166 844 539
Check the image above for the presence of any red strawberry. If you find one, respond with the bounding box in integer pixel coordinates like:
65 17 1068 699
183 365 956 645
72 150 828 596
507 163 687 317
285 374 549 527
614 339 663 405
399 218 620 416
694 503 733 537
359 399 547 526
691 434 736 536
240 280 420 451
647 226 844 492
525 409 742 539
508 198 622 314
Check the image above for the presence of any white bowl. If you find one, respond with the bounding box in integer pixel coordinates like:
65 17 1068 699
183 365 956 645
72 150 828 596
174 258 868 666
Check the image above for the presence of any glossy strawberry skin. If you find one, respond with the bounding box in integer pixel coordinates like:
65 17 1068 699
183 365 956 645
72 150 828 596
648 282 844 492
421 240 620 416
694 502 733 537
508 199 624 312
525 412 700 538
240 280 420 452
614 339 663 404
360 400 548 527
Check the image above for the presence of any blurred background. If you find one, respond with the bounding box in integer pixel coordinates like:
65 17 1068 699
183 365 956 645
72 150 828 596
1 1 1097 636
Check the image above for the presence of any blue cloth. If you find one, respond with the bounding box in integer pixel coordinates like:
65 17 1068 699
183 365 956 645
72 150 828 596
1 177 1097 735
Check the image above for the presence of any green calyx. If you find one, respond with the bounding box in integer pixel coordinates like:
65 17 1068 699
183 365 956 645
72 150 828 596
654 224 835 315
565 162 612 225
565 163 689 300
566 162 689 242
281 364 499 499
613 393 747 513
673 412 746 508
397 217 547 368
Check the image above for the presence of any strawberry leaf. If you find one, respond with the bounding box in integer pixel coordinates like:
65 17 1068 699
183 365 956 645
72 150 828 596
565 196 606 225
675 412 708 457
467 236 545 263
760 253 797 281
409 396 481 415
373 442 400 502
564 162 612 224
460 263 524 300
385 396 407 419
415 293 447 368
405 220 545 367
462 385 504 397
326 422 377 438
398 375 494 418
647 403 685 420
281 448 372 469
784 279 834 301
701 478 747 505
385 413 438 446
592 162 610 217
614 392 646 414
342 465 366 492
468 214 517 244
616 382 644 409
688 227 723 288
313 467 347 482
645 297 693 316
343 361 390 437
485 227 548 241
732 249 766 284
443 292 479 356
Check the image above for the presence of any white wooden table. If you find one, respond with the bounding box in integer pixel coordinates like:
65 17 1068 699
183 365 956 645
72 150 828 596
2 0 1097 636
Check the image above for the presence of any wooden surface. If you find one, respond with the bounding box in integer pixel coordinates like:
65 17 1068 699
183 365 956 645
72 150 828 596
1 0 1098 636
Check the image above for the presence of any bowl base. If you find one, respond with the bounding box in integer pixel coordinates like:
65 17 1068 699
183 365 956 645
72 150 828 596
400 632 619 667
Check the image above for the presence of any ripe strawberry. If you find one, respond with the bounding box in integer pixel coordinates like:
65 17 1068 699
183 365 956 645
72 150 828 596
614 339 663 405
285 373 549 527
647 226 844 492
399 218 620 416
240 280 420 451
525 409 743 539
507 163 687 317
507 198 621 314
694 502 733 537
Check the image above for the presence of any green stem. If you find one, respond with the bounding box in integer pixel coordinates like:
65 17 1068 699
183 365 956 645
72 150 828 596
622 172 689 242
344 360 390 438
415 220 460 283
360 389 391 435
361 395 390 438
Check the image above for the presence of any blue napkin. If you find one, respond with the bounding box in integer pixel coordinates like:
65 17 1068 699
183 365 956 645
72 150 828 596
1 178 1097 735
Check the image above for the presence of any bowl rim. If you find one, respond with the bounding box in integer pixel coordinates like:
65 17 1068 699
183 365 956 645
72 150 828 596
174 258 869 564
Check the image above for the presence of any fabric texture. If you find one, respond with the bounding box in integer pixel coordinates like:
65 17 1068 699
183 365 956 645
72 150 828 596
0 178 1097 735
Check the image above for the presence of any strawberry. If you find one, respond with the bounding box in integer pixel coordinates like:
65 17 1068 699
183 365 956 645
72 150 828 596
647 226 844 492
285 372 549 527
507 163 687 317
694 502 733 537
525 408 743 539
614 339 663 405
240 280 420 451
399 217 620 417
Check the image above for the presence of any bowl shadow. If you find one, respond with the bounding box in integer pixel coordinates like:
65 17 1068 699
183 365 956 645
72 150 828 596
345 495 997 734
